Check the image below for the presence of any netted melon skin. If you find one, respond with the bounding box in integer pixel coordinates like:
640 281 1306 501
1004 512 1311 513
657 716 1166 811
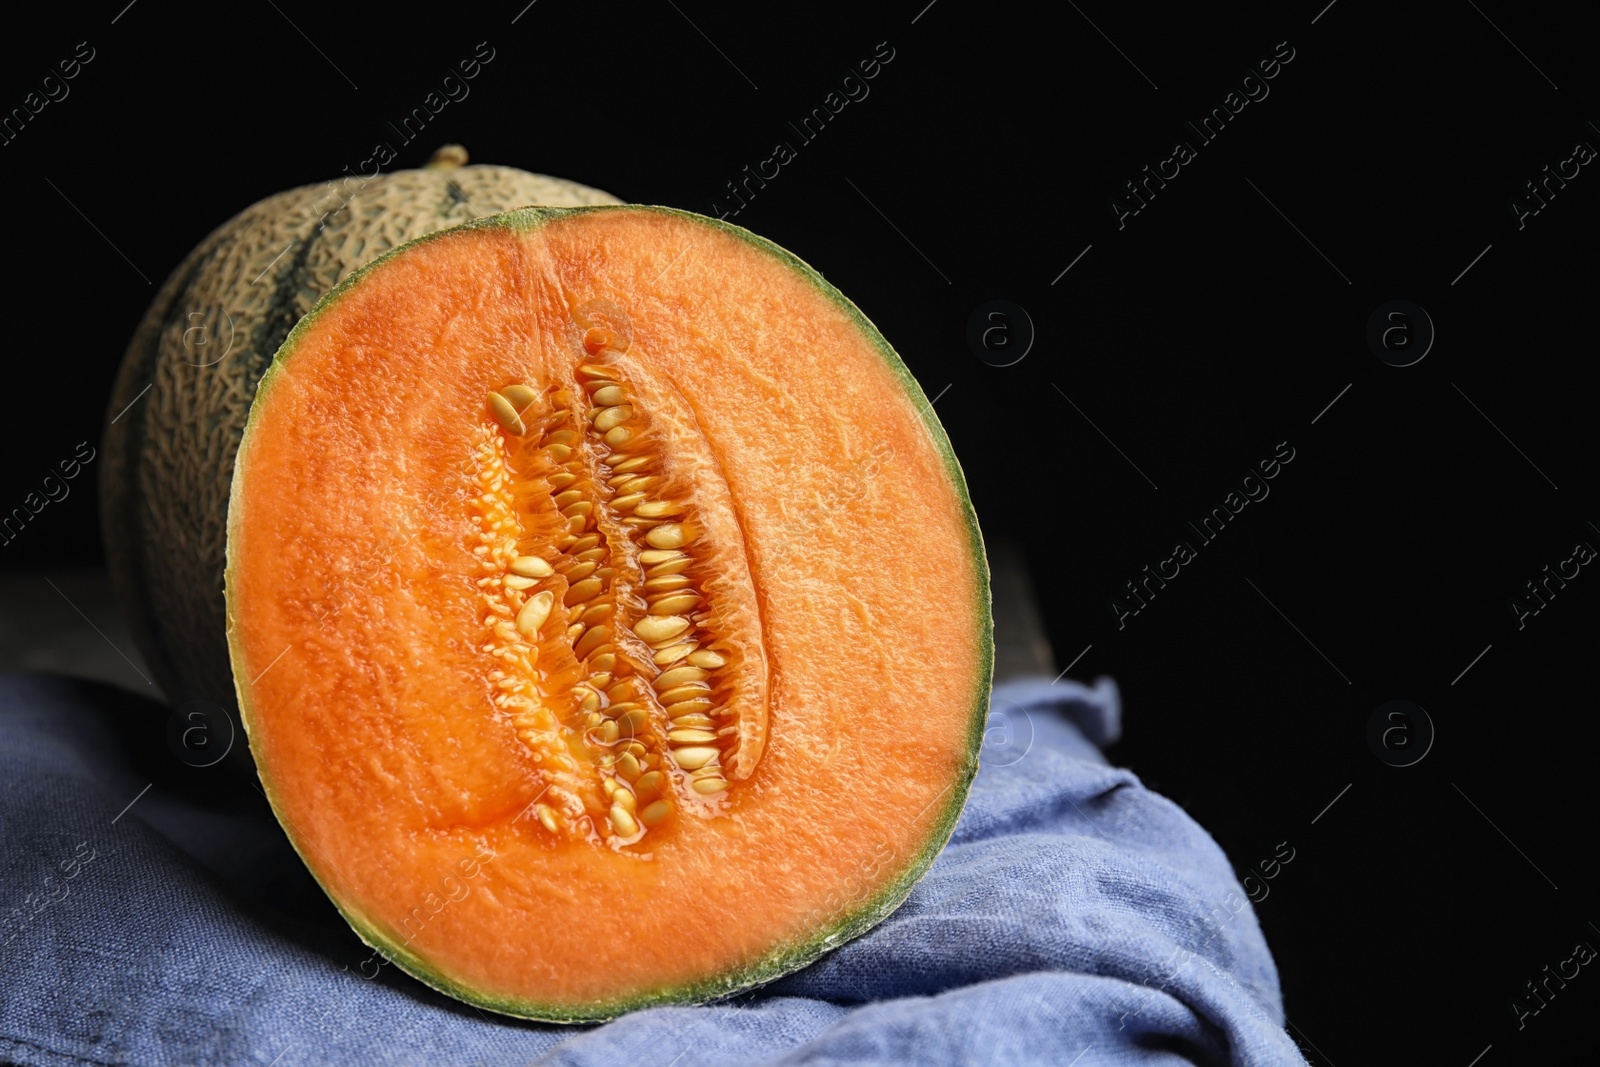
102 163 621 706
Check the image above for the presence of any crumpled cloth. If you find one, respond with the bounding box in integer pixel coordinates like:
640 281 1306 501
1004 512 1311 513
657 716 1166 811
0 672 1306 1066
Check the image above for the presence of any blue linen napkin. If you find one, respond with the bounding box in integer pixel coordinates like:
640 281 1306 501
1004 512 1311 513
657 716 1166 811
0 672 1306 1066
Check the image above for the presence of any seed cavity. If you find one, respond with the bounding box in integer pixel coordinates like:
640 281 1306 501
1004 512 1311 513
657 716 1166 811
474 305 761 848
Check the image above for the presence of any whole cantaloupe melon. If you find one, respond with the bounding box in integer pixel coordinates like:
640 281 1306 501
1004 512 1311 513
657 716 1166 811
101 147 620 706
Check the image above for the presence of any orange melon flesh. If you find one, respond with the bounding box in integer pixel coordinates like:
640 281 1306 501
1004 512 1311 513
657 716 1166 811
225 205 991 1020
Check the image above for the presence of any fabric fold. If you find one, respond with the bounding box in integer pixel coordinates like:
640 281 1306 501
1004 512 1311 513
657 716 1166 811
0 672 1305 1066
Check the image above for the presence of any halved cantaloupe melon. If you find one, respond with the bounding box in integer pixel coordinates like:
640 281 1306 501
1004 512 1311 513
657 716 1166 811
225 204 991 1021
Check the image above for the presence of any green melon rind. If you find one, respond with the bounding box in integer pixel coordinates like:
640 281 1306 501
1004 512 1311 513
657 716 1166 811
225 204 993 1023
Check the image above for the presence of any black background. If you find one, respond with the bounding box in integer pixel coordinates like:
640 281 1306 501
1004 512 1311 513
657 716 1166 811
2 1 1597 1063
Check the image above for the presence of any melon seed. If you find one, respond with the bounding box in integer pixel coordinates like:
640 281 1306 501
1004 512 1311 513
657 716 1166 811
604 426 633 447
612 788 637 814
579 603 613 625
548 472 578 489
594 406 633 432
579 363 620 380
615 753 642 781
598 720 620 744
691 777 729 795
654 666 710 690
564 578 602 606
657 683 712 706
545 429 578 446
511 555 554 578
633 615 690 642
643 574 692 593
503 574 538 591
672 747 719 771
634 500 682 519
610 492 646 513
486 391 525 435
536 804 559 833
618 709 651 736
501 384 538 410
639 549 685 565
611 455 652 474
686 649 728 669
561 560 598 581
671 713 718 729
609 805 638 836
665 698 717 718
634 771 664 797
589 652 617 673
515 591 554 636
652 641 698 665
640 800 671 827
592 385 626 406
646 524 697 549
647 558 693 578
554 489 584 509
649 593 701 616
574 624 611 659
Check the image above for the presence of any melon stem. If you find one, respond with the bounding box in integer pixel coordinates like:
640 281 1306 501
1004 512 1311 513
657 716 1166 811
427 144 469 169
